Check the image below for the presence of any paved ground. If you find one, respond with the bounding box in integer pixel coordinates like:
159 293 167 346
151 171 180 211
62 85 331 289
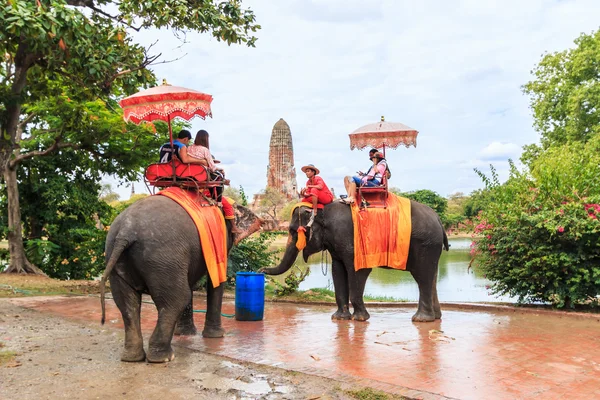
5 296 600 400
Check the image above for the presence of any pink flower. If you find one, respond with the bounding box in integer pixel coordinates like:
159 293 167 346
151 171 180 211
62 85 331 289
486 235 492 239
557 226 564 233
558 209 564 215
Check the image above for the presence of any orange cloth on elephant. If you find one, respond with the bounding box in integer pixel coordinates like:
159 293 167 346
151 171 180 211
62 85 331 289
351 194 411 271
157 187 227 288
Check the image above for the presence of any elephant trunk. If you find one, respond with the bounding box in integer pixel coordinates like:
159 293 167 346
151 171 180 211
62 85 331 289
261 237 299 275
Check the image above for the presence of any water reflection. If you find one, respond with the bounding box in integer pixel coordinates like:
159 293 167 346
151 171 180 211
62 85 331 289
272 238 514 303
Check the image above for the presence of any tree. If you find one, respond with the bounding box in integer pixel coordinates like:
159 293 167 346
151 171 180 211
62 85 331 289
392 189 448 217
0 0 260 274
99 184 120 203
522 29 600 162
259 187 287 223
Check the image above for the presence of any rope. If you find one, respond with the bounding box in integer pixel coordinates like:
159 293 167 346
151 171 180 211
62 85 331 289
321 250 329 276
0 284 235 318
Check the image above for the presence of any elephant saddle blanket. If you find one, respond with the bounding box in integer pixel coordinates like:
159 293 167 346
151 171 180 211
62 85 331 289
157 187 227 288
350 194 411 271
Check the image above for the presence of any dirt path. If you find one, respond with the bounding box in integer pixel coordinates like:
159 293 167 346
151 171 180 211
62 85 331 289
0 299 384 400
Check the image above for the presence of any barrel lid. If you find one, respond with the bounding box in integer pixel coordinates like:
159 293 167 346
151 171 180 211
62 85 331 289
236 272 264 276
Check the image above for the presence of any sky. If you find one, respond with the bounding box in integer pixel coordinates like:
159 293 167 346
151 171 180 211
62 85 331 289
107 0 600 201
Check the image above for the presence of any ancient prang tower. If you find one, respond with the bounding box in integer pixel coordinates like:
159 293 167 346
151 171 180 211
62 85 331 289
267 118 297 199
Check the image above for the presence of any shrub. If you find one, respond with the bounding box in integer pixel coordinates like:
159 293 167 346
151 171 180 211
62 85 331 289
474 139 600 307
227 232 280 285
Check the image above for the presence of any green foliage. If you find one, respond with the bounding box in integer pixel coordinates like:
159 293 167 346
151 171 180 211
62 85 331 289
239 185 248 206
463 188 493 219
259 187 287 221
393 189 447 216
392 188 449 226
522 29 600 161
228 232 280 284
268 266 310 297
473 139 600 307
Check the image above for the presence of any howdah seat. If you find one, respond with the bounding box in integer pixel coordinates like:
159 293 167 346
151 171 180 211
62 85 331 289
144 161 223 200
357 175 389 208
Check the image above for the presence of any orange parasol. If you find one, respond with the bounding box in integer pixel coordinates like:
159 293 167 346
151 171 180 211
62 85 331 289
349 116 418 157
119 80 213 145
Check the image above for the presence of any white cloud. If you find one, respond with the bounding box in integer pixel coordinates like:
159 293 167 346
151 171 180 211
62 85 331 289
479 142 522 161
107 0 600 201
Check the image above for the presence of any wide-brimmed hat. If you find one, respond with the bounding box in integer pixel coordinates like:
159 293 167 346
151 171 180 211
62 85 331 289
369 152 384 160
301 164 320 175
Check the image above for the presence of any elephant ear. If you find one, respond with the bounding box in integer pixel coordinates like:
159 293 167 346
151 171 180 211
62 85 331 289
233 204 265 242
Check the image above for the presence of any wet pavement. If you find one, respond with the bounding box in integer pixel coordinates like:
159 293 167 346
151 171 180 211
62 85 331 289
8 296 600 400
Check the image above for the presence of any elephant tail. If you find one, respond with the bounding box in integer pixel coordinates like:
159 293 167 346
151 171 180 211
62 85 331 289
100 238 130 325
437 215 449 251
442 229 449 251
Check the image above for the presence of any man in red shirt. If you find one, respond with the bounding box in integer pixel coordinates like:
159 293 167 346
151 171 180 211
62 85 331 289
300 164 334 214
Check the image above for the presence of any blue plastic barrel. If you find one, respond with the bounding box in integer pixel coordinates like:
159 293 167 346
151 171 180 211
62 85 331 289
235 272 265 321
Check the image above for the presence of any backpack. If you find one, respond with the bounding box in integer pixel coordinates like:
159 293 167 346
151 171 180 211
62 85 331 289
385 165 391 180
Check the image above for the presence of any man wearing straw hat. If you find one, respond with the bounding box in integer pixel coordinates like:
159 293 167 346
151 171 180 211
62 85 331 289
300 164 334 214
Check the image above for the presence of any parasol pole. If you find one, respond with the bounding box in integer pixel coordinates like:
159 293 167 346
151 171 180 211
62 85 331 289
168 114 177 184
381 116 386 158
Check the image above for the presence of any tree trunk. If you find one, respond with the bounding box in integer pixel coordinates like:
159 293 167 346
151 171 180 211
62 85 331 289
2 165 46 275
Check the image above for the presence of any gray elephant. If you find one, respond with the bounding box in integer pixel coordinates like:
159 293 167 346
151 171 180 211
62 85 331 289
100 195 262 363
262 200 448 322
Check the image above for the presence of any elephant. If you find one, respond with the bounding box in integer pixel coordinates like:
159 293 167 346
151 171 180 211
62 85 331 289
261 200 449 322
99 195 262 363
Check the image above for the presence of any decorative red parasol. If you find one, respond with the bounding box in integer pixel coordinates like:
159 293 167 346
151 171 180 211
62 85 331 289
349 116 418 157
119 80 213 144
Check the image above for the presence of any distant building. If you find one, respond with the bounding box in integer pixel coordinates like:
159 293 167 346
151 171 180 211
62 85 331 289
251 118 298 217
267 118 298 199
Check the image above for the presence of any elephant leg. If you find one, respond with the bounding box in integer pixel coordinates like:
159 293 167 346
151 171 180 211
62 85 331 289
350 268 371 322
331 258 351 320
410 259 438 322
147 288 191 363
174 299 197 336
110 273 145 362
202 282 225 338
432 271 442 320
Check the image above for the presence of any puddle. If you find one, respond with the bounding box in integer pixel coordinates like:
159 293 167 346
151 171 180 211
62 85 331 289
189 361 291 397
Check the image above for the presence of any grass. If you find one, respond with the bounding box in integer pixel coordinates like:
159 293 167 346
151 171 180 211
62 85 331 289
0 275 102 298
0 342 17 366
344 387 405 400
364 294 409 302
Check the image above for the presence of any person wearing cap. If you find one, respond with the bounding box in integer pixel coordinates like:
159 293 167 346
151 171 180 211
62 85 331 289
342 151 387 204
159 129 207 165
300 164 334 212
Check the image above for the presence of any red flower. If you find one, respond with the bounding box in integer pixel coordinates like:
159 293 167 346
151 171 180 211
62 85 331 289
557 226 565 233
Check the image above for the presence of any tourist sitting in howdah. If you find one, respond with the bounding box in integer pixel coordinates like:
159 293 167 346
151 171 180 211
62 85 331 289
300 164 334 214
188 129 241 234
341 151 388 204
159 129 206 165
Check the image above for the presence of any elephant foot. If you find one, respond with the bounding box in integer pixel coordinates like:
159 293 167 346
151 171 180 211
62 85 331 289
120 347 146 363
202 326 225 338
412 310 436 322
352 310 370 322
331 310 352 320
146 347 175 363
174 323 198 336
434 310 442 320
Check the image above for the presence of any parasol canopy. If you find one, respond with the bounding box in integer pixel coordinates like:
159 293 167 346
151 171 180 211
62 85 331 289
119 81 213 125
349 116 418 151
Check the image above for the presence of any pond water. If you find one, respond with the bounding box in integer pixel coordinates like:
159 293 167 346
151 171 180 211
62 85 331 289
274 238 515 303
